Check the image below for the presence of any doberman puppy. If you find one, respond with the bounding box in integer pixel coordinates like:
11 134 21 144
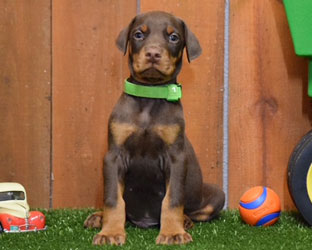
84 11 225 245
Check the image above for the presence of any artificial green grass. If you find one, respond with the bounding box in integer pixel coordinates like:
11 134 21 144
0 209 311 250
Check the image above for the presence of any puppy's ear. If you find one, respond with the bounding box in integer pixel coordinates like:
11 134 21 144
116 18 136 55
116 26 130 55
183 22 202 62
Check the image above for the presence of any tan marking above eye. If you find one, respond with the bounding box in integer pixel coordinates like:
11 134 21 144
110 122 137 146
153 124 181 145
141 24 148 33
166 26 175 35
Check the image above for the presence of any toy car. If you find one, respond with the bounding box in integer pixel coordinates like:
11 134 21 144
0 182 47 233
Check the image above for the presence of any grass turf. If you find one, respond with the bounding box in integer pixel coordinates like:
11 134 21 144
0 209 311 250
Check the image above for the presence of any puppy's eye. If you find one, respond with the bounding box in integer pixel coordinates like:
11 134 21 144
133 30 144 40
169 33 179 43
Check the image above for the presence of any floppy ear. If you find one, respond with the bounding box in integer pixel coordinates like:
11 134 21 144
116 17 136 55
116 26 130 55
183 22 202 62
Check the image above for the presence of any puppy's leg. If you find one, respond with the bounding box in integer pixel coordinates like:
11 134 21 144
92 152 126 246
183 138 225 222
92 182 126 246
188 183 225 222
156 154 192 245
156 184 192 245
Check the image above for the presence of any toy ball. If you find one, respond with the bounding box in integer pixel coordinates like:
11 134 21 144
239 186 281 226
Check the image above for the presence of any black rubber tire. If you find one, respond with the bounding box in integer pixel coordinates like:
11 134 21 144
288 130 312 226
0 223 3 233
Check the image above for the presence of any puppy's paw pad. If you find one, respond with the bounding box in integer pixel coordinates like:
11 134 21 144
156 232 193 245
93 233 126 246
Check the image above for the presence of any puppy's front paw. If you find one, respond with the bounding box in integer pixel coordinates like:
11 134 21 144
156 232 193 245
84 212 103 229
93 232 126 246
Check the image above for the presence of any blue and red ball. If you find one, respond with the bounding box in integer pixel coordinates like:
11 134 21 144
239 186 281 226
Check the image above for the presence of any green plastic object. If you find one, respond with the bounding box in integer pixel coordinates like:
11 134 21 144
284 0 312 97
124 80 182 102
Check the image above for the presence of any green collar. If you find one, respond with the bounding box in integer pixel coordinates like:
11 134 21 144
124 79 182 102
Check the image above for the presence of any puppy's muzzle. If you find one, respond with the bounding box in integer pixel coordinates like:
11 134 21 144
145 46 163 64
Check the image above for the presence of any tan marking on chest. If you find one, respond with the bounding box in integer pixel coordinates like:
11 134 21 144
153 124 181 145
111 122 137 146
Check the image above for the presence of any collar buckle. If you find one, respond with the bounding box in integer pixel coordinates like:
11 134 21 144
166 84 182 102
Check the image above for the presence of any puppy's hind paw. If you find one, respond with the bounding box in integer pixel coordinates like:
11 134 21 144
183 215 194 230
84 211 103 229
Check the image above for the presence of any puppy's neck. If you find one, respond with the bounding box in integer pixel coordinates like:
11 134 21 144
124 78 182 102
128 76 178 86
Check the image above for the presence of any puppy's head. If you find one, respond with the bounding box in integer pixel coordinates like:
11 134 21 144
116 11 202 84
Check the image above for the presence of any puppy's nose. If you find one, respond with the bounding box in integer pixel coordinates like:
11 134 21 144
145 47 162 63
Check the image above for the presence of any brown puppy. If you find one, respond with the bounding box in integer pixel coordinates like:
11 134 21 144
84 11 225 246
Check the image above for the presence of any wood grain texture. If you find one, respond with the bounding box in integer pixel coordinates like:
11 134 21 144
0 0 51 208
52 0 137 207
229 0 312 209
141 0 225 186
2 0 308 210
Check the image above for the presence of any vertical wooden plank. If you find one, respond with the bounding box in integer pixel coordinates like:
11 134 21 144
53 0 137 207
229 0 312 209
0 0 51 208
141 0 225 186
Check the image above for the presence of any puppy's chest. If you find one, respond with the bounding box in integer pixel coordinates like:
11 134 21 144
110 99 183 148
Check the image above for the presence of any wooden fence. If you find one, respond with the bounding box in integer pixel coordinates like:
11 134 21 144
0 0 311 210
